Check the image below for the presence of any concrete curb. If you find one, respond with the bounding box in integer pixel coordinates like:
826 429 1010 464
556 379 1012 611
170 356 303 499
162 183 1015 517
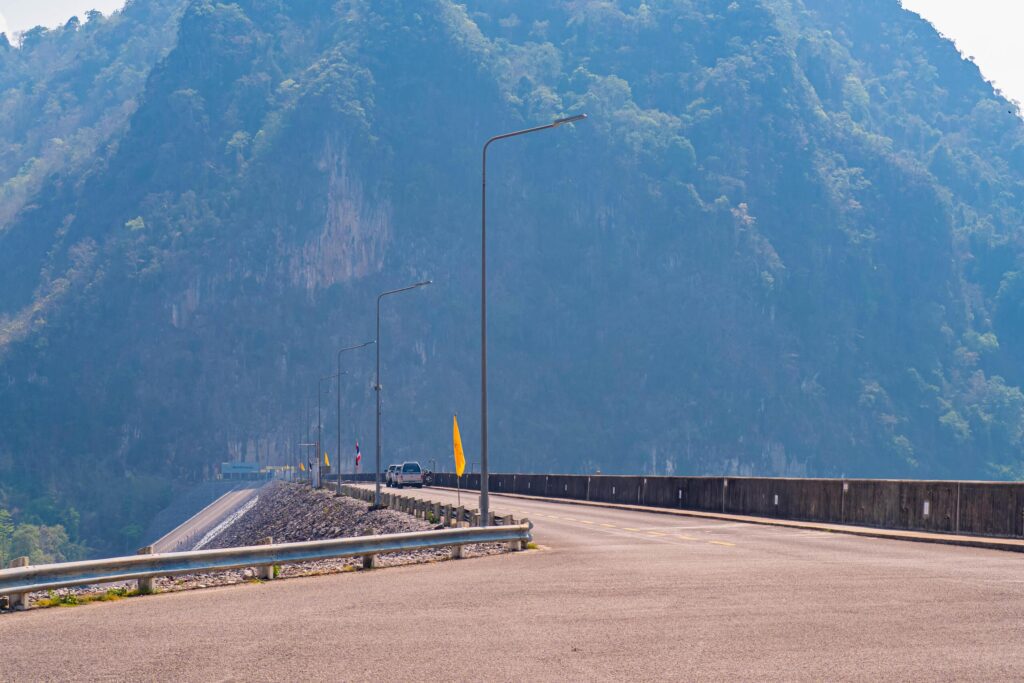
426 486 1024 554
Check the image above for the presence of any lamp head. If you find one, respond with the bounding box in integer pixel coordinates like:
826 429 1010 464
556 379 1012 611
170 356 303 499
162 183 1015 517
552 113 588 127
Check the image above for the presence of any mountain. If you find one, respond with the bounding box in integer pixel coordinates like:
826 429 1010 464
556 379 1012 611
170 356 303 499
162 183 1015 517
2 0 1024 557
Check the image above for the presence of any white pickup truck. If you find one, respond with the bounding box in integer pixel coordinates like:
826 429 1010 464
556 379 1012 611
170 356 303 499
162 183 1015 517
393 461 423 488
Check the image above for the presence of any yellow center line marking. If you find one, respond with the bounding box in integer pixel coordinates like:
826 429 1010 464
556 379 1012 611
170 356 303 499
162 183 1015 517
599 523 617 528
676 535 696 541
709 540 736 547
623 527 641 532
578 520 594 524
646 532 668 537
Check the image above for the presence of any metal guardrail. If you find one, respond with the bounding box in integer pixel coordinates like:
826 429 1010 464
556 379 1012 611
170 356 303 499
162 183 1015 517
339 484 504 526
0 523 532 608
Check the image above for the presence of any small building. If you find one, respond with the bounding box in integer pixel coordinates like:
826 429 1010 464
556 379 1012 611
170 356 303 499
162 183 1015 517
220 461 263 480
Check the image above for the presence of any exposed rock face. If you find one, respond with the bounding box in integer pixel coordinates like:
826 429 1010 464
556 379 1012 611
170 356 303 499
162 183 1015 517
291 144 391 292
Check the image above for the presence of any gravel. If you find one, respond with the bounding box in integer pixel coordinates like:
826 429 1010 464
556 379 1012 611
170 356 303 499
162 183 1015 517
205 481 434 547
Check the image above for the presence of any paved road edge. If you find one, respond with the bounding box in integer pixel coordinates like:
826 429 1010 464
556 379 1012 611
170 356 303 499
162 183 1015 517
422 485 1024 553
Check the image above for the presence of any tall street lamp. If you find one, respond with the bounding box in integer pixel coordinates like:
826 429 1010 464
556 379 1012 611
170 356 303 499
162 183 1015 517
336 341 375 495
479 113 588 525
319 372 343 488
374 280 433 507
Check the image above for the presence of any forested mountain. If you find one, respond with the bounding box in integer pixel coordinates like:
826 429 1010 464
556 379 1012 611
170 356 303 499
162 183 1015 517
2 0 1024 557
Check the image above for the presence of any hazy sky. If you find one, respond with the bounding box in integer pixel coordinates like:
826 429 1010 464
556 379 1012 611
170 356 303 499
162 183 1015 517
0 1 126 35
0 1 1021 105
901 0 1024 105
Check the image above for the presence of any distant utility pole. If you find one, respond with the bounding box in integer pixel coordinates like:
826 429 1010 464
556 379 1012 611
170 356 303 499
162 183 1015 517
319 373 342 489
336 341 375 495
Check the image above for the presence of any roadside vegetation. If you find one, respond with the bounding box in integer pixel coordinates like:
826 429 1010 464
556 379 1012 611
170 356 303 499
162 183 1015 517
0 508 86 567
33 587 138 609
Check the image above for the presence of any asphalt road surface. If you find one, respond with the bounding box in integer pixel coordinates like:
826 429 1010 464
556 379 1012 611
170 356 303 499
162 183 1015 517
151 483 265 553
4 484 1024 681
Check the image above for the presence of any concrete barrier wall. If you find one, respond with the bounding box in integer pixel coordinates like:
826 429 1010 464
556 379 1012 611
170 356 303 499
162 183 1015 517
426 472 1024 538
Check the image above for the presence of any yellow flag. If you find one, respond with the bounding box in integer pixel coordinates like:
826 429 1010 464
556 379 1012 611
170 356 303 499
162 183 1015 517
453 415 466 477
324 451 330 468
299 462 306 472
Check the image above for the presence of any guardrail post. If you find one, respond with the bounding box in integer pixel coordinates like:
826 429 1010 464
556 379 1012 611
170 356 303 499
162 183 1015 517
433 502 441 524
503 515 519 551
361 530 376 569
444 504 453 527
136 546 156 595
451 543 463 560
471 510 480 527
256 537 274 580
8 556 29 610
488 511 497 526
520 518 532 550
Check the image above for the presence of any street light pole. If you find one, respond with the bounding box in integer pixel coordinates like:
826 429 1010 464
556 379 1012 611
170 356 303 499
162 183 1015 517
304 398 311 482
319 373 342 488
374 280 433 507
479 113 587 526
336 341 375 495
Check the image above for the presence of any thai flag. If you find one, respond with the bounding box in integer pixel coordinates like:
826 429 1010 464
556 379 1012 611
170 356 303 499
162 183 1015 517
354 441 361 468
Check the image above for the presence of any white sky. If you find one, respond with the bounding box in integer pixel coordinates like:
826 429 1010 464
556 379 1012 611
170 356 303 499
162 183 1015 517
901 0 1024 105
0 1 1021 104
0 1 126 34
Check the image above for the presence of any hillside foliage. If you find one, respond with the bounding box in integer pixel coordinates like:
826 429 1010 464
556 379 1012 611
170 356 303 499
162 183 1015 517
2 0 1024 555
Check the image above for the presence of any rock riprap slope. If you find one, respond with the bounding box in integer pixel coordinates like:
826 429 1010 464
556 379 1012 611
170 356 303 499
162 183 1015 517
204 481 431 548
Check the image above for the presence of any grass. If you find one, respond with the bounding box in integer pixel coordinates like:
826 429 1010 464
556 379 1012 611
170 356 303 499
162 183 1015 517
35 587 138 608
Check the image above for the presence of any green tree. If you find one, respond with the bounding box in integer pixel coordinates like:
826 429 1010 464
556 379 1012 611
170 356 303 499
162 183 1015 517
0 509 13 565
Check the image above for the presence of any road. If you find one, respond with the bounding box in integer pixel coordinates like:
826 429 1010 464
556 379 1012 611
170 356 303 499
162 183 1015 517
151 483 264 553
3 484 1024 681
